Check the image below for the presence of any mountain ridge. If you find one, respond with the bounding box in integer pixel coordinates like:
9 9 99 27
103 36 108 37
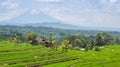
0 11 119 31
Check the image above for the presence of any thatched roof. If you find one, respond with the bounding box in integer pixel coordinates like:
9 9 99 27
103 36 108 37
29 38 51 47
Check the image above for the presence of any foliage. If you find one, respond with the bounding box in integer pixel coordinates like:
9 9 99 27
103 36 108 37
61 40 72 52
94 46 100 51
85 44 92 51
66 35 88 48
115 37 120 44
52 40 58 50
27 33 37 41
1 25 120 43
96 32 114 46
73 46 80 50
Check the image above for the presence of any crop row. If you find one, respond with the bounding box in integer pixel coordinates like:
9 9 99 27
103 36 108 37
3 55 78 67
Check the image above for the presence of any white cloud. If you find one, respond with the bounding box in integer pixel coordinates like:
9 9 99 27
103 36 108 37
101 0 118 4
109 0 118 3
40 8 71 22
28 0 120 28
0 1 18 9
0 0 120 28
0 9 27 21
37 6 120 28
36 0 64 2
30 8 42 14
0 0 27 22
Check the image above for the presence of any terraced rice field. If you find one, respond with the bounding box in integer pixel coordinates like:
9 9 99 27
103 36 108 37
0 41 79 67
0 41 120 67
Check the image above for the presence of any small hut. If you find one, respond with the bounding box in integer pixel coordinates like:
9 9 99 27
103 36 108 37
29 38 52 47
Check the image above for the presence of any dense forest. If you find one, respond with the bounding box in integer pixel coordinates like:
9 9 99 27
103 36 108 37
0 25 120 51
0 25 120 41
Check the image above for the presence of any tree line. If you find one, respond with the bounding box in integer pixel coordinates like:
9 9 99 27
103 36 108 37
0 25 120 52
1 25 120 42
26 32 120 52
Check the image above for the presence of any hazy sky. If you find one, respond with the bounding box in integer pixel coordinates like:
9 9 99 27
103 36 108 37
0 0 120 28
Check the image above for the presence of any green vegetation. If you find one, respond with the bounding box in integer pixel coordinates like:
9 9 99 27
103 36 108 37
0 41 120 67
27 33 37 41
0 25 120 43
0 25 120 67
61 40 72 52
0 41 78 67
43 45 120 67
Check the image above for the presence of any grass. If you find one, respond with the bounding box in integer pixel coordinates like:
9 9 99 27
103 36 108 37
0 41 120 67
43 45 120 67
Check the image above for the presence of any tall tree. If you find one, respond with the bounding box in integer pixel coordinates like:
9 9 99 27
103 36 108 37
96 33 113 46
67 35 88 48
115 37 120 44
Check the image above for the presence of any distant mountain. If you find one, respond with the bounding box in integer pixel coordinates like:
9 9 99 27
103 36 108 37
0 11 60 25
24 22 82 30
23 22 120 31
1 21 120 31
0 10 119 31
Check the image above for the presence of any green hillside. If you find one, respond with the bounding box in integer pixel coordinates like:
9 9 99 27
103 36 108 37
0 41 120 67
0 25 120 42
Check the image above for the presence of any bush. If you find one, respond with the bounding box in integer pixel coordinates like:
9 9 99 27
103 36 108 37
73 46 80 50
94 46 100 51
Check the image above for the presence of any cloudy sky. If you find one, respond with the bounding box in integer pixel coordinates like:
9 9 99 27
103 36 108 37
0 0 120 28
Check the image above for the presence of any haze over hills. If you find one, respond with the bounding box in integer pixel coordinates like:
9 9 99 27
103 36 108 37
23 22 81 30
0 0 120 32
0 21 119 31
24 22 120 31
0 11 60 25
0 9 119 31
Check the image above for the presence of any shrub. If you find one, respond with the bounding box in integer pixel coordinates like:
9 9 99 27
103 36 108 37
73 46 80 50
94 46 100 51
